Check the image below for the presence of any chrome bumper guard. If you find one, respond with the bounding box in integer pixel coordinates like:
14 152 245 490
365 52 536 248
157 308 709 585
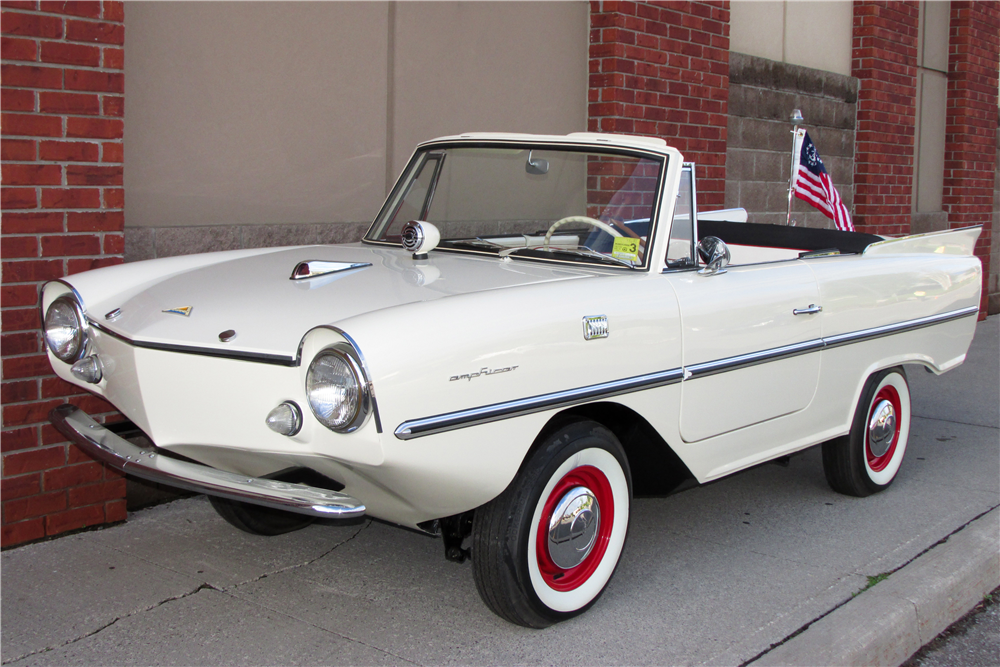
50 404 366 519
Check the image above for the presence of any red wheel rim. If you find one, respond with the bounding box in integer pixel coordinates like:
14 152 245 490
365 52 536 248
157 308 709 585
866 384 901 472
535 465 614 592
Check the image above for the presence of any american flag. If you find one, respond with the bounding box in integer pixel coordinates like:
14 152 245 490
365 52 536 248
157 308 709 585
793 130 854 232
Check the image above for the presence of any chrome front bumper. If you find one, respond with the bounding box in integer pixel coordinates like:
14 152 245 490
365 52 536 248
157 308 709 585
50 404 367 519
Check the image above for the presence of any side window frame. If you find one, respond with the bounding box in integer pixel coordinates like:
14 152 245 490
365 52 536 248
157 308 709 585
665 163 698 269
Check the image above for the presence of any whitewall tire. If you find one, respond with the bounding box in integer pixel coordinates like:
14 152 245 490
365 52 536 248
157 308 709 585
471 420 632 627
823 367 911 497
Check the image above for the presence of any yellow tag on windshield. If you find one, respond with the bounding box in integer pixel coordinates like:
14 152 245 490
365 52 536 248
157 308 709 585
612 237 640 263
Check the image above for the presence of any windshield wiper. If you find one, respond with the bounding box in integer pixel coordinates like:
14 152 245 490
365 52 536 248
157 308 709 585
499 245 638 269
441 237 505 251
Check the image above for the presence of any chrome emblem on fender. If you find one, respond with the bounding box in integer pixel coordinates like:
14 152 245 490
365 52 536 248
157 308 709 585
583 315 609 340
163 306 193 317
450 365 519 382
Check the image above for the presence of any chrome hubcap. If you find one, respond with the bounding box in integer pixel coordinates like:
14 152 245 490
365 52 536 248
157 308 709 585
868 399 896 458
547 486 601 569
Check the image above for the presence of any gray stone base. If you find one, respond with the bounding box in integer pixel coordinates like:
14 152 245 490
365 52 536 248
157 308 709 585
725 53 858 229
125 222 371 262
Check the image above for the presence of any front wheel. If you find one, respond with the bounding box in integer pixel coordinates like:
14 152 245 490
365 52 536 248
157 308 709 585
823 367 911 497
472 420 631 627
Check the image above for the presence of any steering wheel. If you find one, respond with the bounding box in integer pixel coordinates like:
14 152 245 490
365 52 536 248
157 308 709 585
543 216 622 248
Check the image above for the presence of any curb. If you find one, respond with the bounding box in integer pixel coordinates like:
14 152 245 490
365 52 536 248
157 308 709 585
750 506 1000 667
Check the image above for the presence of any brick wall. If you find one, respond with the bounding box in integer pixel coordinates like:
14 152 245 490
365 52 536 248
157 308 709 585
851 1 919 236
1 0 126 547
589 0 730 209
725 53 858 228
942 1 999 319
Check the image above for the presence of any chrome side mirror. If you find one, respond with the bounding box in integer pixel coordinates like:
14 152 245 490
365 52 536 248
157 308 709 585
697 236 730 276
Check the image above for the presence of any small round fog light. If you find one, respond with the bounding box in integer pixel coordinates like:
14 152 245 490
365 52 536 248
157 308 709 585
266 401 302 436
70 355 103 384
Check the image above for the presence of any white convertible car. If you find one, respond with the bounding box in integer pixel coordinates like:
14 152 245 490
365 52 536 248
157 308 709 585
44 133 982 627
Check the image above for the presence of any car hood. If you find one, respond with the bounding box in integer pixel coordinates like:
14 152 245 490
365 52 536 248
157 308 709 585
79 244 595 360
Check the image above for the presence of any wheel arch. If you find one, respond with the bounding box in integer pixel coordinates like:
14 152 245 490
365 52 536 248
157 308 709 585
529 401 695 496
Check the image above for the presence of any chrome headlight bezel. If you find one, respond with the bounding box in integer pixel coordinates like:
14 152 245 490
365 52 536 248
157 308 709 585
305 343 372 433
44 294 89 364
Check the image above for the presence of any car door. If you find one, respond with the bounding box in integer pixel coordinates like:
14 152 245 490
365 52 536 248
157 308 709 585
663 168 823 443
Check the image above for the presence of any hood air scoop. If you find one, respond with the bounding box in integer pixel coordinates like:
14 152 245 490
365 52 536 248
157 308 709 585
290 260 371 280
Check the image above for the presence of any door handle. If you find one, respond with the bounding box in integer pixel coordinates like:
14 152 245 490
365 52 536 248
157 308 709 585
793 304 823 315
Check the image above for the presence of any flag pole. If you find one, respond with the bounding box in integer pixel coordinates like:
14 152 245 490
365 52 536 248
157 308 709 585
786 109 804 226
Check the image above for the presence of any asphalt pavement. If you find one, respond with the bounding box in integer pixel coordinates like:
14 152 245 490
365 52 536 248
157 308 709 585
2 317 998 666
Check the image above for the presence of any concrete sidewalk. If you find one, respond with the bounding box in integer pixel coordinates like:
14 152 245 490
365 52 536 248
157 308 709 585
2 317 997 666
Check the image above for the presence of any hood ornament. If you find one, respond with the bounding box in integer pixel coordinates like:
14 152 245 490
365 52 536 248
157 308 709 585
291 261 371 280
163 306 193 317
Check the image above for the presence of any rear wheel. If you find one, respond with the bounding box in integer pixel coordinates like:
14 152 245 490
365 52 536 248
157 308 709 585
209 496 315 536
823 367 910 497
472 420 631 627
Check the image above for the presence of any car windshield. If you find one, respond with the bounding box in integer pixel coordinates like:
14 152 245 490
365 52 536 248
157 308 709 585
366 144 665 268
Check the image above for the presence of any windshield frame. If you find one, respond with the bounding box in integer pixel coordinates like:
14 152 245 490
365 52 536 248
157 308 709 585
363 139 669 272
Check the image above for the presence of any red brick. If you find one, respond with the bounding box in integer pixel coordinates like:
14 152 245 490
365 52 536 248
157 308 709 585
76 394 116 416
0 3 38 12
1 309 43 334
102 0 123 22
105 498 126 522
68 478 124 507
39 139 99 161
3 445 65 476
65 164 121 185
40 187 101 208
67 256 120 273
65 115 121 138
1 472 41 501
0 10 63 39
1 377 38 403
66 210 122 231
1 517 44 547
103 232 122 254
1 163 61 185
43 461 103 490
0 138 36 160
4 490 66 523
45 503 103 534
65 18 123 45
63 68 122 94
1 88 35 112
1 284 40 308
102 186 122 207
1 187 37 209
39 1 102 18
102 46 122 69
41 423 67 446
40 376 83 399
0 235 38 258
41 233 100 256
0 211 63 233
3 399 63 429
100 141 121 162
0 63 62 89
1 111 62 137
39 40 100 67
101 94 122 117
0 425 38 452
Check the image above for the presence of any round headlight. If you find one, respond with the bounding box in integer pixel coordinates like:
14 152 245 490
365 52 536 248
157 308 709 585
306 349 366 432
44 296 87 363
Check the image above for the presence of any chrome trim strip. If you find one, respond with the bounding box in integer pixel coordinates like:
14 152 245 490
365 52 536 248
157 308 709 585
684 338 825 380
91 323 298 366
822 306 980 349
394 305 979 440
394 367 684 440
50 404 366 519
